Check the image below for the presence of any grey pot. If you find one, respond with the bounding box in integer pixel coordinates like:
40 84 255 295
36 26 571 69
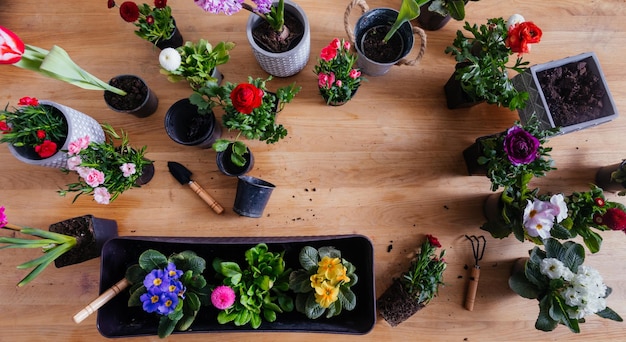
246 0 310 77
7 100 105 168
512 52 618 135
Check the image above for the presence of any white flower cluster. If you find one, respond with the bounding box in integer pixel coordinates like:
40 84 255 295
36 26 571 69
540 258 608 319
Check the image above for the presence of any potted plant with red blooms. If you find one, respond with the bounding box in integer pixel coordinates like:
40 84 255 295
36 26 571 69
194 0 310 77
0 26 125 96
190 76 300 175
313 38 364 106
125 249 211 338
108 0 182 49
0 206 118 287
0 96 105 168
59 124 153 205
377 234 447 326
444 14 542 109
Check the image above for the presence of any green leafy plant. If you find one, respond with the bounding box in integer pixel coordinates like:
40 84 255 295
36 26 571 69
444 15 542 110
191 76 300 166
212 139 250 168
0 97 67 158
384 0 429 42
212 243 294 329
400 235 447 305
428 0 480 21
109 0 176 46
314 38 364 105
125 249 210 338
0 206 77 287
59 124 152 205
158 39 235 90
289 246 357 319
509 238 622 333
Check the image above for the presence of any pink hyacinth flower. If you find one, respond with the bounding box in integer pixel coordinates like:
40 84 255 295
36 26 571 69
211 285 236 310
93 187 111 205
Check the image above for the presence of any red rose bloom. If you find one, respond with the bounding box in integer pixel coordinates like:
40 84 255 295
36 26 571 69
0 121 10 132
107 0 116 9
34 140 58 158
320 45 337 62
599 208 626 231
36 130 46 139
426 234 442 248
119 1 140 22
154 0 167 8
506 21 542 54
18 96 38 106
230 83 264 114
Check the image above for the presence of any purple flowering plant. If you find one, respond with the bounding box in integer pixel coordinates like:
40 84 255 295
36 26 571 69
194 0 284 33
477 116 558 192
125 249 210 338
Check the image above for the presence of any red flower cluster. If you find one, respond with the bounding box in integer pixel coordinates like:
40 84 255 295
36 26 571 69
506 21 542 54
230 83 264 115
594 208 626 232
426 234 442 248
113 0 167 22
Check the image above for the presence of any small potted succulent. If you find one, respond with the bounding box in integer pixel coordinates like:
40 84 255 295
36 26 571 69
125 249 211 338
377 235 447 326
108 0 182 49
509 238 622 333
289 246 358 319
0 96 105 168
416 0 480 31
596 159 626 195
59 124 153 205
190 76 300 173
0 206 118 287
313 38 364 106
195 0 310 77
211 243 293 328
158 39 235 90
444 14 542 109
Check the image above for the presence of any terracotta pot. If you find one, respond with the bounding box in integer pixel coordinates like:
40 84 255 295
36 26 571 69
104 75 159 118
49 214 118 268
377 278 425 327
246 0 310 77
7 100 105 168
345 0 427 77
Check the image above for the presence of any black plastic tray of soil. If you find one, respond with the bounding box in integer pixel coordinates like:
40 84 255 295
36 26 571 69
512 52 618 135
97 235 376 337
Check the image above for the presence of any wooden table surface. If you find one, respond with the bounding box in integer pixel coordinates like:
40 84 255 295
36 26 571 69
1 0 625 341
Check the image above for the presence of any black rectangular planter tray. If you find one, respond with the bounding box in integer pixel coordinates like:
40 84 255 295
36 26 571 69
97 235 376 337
512 51 618 135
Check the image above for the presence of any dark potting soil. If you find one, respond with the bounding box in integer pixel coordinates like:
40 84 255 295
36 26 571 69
104 77 148 111
186 114 212 141
49 215 98 268
251 11 304 53
377 279 425 327
537 59 608 127
361 25 404 63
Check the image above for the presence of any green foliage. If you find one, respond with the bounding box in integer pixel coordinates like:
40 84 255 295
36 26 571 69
384 0 429 42
610 160 626 196
212 243 293 329
213 139 249 167
477 117 558 192
0 101 66 150
0 219 76 287
126 249 210 339
429 0 480 21
190 76 300 144
289 246 358 319
59 124 152 204
264 0 285 32
160 39 235 90
444 17 530 110
508 239 622 333
133 3 176 45
400 237 447 305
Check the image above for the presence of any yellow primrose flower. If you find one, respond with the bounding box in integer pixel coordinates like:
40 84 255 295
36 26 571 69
310 273 325 289
314 281 340 308
318 256 343 279
329 265 350 286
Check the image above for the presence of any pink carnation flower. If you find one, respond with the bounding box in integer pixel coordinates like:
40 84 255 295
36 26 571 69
66 156 82 171
84 168 105 188
211 285 236 310
93 187 111 205
67 136 90 155
120 163 136 177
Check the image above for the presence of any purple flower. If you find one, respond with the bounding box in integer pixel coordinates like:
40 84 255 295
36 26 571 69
252 0 272 14
503 126 540 166
157 291 180 315
140 288 163 313
143 269 170 291
194 0 243 15
165 262 183 279
0 206 7 228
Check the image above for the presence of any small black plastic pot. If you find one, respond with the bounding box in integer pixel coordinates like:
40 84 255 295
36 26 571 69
216 144 254 177
164 98 222 149
104 75 159 118
155 18 184 50
233 176 275 218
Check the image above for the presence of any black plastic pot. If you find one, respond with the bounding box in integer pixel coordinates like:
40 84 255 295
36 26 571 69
104 75 159 118
416 2 452 31
233 176 275 218
155 18 184 50
462 132 503 175
216 144 254 177
444 63 484 109
164 98 222 149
